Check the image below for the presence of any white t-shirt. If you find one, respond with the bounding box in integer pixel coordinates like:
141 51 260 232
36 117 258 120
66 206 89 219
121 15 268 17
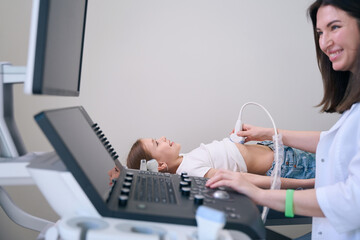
176 138 247 177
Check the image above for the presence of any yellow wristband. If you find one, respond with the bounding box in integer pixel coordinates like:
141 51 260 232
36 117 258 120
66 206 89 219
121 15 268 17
285 189 295 218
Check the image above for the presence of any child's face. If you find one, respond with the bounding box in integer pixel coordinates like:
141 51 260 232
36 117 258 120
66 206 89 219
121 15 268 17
142 137 181 163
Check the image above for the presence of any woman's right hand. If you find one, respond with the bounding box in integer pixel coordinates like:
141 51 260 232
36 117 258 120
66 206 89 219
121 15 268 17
205 169 261 203
236 124 275 143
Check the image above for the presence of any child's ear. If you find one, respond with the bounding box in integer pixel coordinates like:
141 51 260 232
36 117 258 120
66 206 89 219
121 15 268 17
158 162 168 172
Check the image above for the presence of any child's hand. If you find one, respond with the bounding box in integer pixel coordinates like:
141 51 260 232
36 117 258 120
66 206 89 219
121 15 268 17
107 166 120 186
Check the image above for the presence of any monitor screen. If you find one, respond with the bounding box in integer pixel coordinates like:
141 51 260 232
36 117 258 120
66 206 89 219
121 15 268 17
24 0 87 96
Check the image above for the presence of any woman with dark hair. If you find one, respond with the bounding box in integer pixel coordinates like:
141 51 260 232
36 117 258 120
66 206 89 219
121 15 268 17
207 0 360 239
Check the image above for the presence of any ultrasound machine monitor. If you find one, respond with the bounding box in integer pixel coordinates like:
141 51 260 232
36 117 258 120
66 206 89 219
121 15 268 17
24 0 87 96
0 0 88 158
34 106 266 239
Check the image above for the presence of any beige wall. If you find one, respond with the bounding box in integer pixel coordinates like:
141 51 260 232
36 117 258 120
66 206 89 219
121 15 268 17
1 0 340 239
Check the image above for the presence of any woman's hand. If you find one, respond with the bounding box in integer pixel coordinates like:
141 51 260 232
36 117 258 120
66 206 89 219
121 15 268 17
205 169 261 202
236 124 275 143
207 171 323 217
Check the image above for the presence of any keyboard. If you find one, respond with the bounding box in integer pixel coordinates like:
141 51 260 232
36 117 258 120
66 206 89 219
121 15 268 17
133 171 177 204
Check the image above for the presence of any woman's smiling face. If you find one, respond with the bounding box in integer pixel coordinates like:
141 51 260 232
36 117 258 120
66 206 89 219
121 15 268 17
317 5 360 73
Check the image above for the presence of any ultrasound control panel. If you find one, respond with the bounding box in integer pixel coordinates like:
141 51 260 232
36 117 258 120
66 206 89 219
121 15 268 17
107 170 266 240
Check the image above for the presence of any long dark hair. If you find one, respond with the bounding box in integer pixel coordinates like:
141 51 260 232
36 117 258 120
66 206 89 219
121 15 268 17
308 0 360 113
126 139 153 169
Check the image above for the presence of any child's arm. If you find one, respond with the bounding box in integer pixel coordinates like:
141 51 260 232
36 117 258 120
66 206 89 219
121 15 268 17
204 168 218 178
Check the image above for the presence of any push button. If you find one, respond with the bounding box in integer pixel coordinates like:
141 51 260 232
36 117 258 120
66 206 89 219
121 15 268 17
181 187 191 196
118 195 128 206
194 194 204 205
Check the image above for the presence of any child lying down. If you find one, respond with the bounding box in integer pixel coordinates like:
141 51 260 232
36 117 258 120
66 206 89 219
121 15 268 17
108 136 315 189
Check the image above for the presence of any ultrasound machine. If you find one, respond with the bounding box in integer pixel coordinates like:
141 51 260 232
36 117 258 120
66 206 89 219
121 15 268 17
0 0 310 239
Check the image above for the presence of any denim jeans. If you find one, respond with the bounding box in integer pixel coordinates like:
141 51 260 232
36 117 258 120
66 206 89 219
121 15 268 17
258 141 316 179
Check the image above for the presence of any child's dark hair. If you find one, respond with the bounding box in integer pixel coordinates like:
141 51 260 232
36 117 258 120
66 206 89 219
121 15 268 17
126 139 153 169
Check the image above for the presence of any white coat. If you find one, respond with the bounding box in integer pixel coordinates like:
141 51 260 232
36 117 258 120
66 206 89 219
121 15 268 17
312 102 360 240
